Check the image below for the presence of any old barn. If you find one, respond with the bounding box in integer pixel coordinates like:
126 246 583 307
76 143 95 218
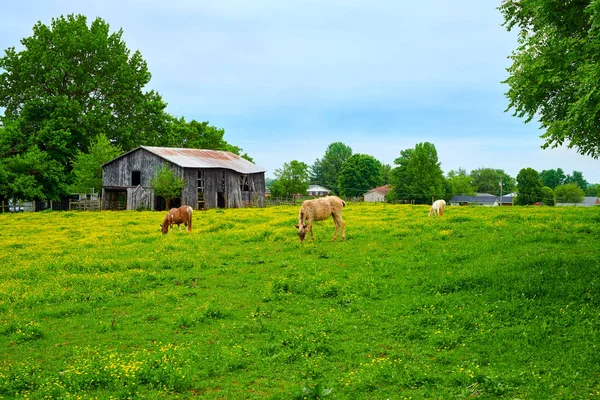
102 146 266 210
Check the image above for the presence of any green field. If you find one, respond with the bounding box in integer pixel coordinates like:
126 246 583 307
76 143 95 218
1 204 599 399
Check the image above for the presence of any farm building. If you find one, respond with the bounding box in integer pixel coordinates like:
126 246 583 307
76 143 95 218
364 185 391 202
556 196 600 207
450 193 514 206
307 185 331 197
102 146 266 210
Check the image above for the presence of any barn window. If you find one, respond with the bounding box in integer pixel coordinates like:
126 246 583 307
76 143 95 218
240 174 249 191
132 171 141 186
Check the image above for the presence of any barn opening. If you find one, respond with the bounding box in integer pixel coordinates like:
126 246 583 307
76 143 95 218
131 170 141 186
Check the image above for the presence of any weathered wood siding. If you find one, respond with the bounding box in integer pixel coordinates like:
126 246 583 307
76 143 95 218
103 148 265 210
103 149 182 188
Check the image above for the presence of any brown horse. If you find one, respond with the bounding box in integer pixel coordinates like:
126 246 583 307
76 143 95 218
294 196 346 243
160 205 193 234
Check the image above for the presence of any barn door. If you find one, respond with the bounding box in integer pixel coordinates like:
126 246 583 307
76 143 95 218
131 185 151 210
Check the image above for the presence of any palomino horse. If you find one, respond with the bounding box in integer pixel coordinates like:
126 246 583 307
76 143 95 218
160 205 193 234
294 196 346 243
428 199 446 217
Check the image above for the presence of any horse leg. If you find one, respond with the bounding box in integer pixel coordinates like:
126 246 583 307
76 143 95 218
331 214 339 241
308 220 315 241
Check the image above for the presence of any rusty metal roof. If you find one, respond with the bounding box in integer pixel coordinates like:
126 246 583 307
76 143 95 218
140 146 265 174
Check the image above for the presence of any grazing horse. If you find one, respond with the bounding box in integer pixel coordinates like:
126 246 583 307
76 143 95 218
428 199 446 217
160 205 193 234
294 196 346 243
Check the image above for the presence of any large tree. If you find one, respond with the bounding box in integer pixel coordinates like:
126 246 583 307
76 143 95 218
515 167 543 205
470 168 515 196
389 142 445 204
446 168 476 197
539 168 566 189
337 154 383 198
164 117 250 160
555 183 585 204
70 134 122 194
500 1 600 158
0 14 170 200
0 14 169 154
310 142 352 194
564 171 588 190
270 160 310 198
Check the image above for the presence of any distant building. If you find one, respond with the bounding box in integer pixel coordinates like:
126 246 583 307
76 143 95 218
307 185 331 197
450 193 514 206
556 196 600 207
364 185 391 202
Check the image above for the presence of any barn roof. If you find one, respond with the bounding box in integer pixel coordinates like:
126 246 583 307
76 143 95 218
364 185 391 196
104 146 266 174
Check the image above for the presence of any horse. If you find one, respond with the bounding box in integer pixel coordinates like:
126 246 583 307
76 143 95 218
428 199 446 217
160 205 193 234
294 196 346 243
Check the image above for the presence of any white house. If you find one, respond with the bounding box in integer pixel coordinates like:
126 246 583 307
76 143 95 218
307 185 331 197
364 185 391 202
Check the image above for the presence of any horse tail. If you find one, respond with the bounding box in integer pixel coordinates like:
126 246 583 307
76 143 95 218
341 200 346 207
187 206 193 231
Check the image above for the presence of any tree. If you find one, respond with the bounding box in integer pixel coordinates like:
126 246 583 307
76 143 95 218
0 14 170 200
539 168 566 189
380 164 392 185
585 183 599 197
310 142 352 194
150 165 186 209
0 146 67 203
515 167 543 205
470 168 515 196
389 142 445 204
70 134 122 194
564 171 588 190
164 117 250 160
541 186 555 206
270 160 310 198
446 168 476 197
555 183 585 204
500 1 600 158
337 154 383 198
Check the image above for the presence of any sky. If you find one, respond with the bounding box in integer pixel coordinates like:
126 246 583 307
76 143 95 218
1 1 599 183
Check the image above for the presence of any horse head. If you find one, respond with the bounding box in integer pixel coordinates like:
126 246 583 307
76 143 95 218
294 223 309 243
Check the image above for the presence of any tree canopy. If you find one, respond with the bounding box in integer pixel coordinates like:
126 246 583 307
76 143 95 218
70 134 122 194
470 168 515 196
500 1 600 158
555 183 585 204
446 168 476 197
515 167 543 205
337 154 383 198
539 168 566 189
271 160 310 198
389 142 445 204
310 142 352 194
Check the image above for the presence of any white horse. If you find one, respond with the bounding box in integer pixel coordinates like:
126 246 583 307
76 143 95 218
428 199 446 217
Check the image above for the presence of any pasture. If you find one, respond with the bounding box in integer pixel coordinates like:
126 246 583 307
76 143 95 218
0 204 599 399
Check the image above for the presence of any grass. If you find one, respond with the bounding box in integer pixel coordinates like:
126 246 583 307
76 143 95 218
0 203 599 399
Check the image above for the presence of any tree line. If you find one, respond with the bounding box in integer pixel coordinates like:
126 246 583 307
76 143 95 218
268 141 598 205
0 14 247 205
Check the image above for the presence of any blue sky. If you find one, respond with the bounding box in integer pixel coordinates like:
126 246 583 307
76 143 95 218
1 1 599 183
